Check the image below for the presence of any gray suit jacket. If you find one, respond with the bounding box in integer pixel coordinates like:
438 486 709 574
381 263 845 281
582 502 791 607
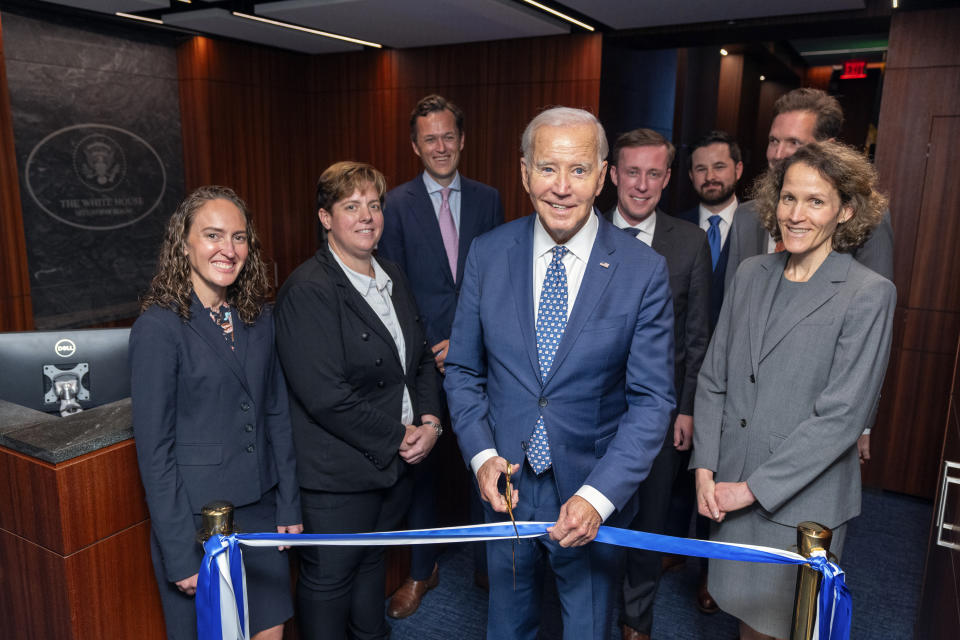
690 251 895 528
725 200 895 292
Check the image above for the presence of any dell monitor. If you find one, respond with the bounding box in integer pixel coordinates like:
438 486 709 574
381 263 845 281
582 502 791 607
0 328 131 416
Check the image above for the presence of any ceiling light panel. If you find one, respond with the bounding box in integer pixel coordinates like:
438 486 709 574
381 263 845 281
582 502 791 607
162 7 363 54
558 0 865 30
47 0 167 14
256 0 569 49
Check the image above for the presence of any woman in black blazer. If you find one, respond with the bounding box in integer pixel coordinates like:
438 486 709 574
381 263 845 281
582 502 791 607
130 186 302 640
274 161 442 640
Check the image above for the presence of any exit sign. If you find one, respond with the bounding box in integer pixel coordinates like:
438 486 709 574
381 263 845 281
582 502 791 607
841 60 868 79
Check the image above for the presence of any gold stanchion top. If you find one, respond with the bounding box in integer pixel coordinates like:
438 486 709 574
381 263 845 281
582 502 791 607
197 500 235 542
796 521 833 557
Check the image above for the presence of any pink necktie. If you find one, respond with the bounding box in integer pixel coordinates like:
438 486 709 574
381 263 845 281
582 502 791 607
438 187 459 281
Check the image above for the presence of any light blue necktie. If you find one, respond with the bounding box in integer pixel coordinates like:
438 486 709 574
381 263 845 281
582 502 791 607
528 246 569 474
707 215 722 271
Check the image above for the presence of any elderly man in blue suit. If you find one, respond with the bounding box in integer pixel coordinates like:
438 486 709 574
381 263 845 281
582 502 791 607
379 94 504 617
445 107 676 639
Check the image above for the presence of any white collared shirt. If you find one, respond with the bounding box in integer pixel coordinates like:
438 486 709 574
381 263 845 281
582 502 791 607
532 212 597 320
612 207 656 247
330 250 414 425
697 197 738 249
470 211 615 522
422 171 462 233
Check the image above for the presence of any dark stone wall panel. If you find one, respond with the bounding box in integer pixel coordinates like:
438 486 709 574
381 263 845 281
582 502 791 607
4 13 184 328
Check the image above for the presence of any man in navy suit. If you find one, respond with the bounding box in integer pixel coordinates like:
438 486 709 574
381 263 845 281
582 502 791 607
445 107 675 640
603 128 711 640
676 131 744 330
379 94 504 617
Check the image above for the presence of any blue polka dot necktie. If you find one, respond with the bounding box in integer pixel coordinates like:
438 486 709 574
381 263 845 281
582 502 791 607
528 245 569 474
707 215 722 271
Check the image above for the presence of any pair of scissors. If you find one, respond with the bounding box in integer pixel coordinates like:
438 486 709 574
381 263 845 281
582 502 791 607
503 462 520 589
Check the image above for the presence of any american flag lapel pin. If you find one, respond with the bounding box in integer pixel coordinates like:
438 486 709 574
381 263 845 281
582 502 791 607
599 262 610 268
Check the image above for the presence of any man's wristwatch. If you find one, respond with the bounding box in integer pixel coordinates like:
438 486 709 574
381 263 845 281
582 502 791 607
423 419 443 438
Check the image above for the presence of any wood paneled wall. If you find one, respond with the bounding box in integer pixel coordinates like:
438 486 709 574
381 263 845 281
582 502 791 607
0 14 33 331
865 8 960 497
178 34 603 284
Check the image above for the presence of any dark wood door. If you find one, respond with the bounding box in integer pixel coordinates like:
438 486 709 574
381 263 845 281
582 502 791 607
915 337 960 638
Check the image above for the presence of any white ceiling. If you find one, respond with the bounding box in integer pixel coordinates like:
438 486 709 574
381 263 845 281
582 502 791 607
37 0 872 54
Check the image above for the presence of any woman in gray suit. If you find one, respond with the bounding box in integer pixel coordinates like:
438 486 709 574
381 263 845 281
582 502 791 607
691 141 895 640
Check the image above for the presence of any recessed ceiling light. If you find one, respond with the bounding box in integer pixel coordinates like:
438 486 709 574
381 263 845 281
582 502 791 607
760 75 766 81
520 0 594 32
232 12 383 48
720 48 729 56
116 12 163 25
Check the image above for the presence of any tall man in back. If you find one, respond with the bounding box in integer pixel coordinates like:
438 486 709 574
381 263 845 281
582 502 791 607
604 128 711 640
677 131 744 330
726 87 893 287
445 107 676 639
378 94 504 617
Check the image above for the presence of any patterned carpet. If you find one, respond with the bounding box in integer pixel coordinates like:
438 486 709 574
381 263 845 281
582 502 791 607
387 488 931 639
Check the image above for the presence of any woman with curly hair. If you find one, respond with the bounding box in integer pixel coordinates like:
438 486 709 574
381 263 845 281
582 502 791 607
691 142 896 640
130 185 302 640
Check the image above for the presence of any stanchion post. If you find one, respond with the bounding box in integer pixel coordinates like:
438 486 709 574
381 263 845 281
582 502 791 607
790 521 833 640
197 500 236 543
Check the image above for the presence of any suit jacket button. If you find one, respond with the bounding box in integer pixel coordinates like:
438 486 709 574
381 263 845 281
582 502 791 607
244 423 254 432
749 374 756 383
377 380 385 388
538 397 547 408
740 418 747 428
240 402 250 411
375 358 383 366
361 332 369 340
521 441 527 451
246 444 255 453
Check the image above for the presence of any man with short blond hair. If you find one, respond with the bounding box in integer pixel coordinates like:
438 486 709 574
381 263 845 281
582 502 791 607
379 93 504 618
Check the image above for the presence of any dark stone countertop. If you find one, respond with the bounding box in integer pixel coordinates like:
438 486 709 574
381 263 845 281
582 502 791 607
0 398 133 464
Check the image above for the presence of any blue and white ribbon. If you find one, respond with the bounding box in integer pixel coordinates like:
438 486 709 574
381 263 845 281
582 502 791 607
197 522 850 640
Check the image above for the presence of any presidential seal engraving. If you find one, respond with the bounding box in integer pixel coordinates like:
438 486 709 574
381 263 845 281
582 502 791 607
24 123 166 230
74 134 126 191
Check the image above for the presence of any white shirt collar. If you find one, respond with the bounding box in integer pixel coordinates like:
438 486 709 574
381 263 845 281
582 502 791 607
422 171 461 195
533 209 599 263
329 247 393 297
698 196 738 226
613 207 657 239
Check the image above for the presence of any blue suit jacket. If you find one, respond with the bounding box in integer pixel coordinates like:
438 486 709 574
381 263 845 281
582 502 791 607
379 173 504 345
130 297 300 582
444 213 676 520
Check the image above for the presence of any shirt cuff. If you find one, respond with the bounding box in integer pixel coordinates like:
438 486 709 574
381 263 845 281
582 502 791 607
862 428 871 436
470 448 499 477
575 485 615 522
